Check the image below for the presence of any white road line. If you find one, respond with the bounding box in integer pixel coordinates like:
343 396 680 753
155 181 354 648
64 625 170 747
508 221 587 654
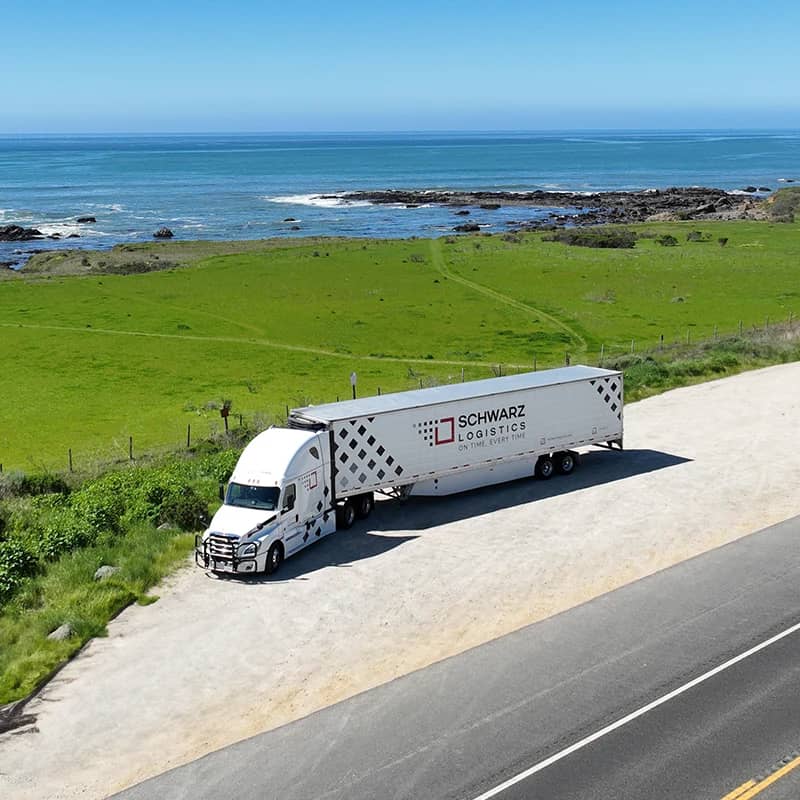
469 620 800 800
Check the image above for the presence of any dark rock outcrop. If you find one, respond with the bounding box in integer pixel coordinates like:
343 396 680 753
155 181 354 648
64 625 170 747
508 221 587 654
454 209 470 216
454 222 480 232
330 186 767 227
0 225 44 242
153 227 174 239
76 216 96 224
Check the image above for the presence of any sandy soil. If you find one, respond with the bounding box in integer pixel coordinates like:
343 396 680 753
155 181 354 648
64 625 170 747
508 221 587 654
2 363 799 799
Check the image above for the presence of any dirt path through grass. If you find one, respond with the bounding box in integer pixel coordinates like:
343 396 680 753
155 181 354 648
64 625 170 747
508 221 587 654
0 321 521 370
427 238 588 354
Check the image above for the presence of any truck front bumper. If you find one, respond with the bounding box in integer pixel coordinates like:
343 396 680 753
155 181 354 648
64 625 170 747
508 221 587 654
195 534 260 574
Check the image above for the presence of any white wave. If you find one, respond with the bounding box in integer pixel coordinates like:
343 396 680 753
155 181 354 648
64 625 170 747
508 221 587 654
264 193 372 208
87 203 125 213
36 221 83 237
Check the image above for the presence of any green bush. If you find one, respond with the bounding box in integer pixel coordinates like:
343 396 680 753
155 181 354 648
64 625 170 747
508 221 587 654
657 234 678 247
542 228 637 249
0 471 70 500
0 538 38 602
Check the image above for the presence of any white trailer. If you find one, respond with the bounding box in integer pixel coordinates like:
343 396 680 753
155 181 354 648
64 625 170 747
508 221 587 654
196 365 623 575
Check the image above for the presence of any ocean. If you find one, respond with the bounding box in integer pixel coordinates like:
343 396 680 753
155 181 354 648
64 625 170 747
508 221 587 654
1 130 798 266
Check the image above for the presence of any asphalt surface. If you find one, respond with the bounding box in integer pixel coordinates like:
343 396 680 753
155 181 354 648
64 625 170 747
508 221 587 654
115 514 800 800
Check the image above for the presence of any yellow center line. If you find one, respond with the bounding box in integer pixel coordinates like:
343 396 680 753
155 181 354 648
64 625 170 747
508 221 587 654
722 755 800 800
721 779 756 800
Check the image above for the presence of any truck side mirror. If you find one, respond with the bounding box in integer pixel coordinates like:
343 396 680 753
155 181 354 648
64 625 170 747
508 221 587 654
219 483 225 501
282 484 296 513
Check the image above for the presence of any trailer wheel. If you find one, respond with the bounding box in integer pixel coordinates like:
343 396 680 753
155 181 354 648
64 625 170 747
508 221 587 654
337 500 357 529
535 455 555 480
555 451 576 475
354 492 374 519
265 542 283 575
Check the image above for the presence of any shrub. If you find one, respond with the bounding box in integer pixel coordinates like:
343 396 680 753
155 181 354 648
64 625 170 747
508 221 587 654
158 486 208 530
0 471 70 500
686 230 709 242
542 228 637 249
657 234 678 247
718 237 728 247
768 187 800 222
0 538 38 602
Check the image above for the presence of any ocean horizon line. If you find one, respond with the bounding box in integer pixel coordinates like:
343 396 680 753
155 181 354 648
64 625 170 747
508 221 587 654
2 127 800 138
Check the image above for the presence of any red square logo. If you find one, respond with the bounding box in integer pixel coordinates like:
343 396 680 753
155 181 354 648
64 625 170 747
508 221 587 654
435 417 455 445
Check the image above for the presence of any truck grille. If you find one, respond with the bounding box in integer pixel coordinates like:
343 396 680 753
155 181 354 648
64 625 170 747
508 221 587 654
207 533 237 561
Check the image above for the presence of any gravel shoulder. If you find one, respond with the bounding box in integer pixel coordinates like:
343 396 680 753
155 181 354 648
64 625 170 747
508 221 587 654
2 363 800 800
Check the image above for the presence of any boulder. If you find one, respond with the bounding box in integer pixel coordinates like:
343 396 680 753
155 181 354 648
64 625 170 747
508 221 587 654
282 217 297 222
479 203 501 210
153 227 174 239
454 209 471 216
67 233 80 239
758 187 771 192
290 225 301 231
47 623 75 642
742 186 758 193
76 216 96 224
1 261 17 269
694 203 716 214
93 565 121 581
454 222 480 232
0 224 44 242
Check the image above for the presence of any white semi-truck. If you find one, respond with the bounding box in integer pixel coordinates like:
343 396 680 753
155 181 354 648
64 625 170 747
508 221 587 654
196 365 623 575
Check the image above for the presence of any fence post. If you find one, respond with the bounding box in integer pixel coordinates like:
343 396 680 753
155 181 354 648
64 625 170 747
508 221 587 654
600 344 604 364
129 436 133 461
187 424 191 449
686 329 690 344
713 324 718 340
630 339 635 354
461 367 465 382
659 334 664 350
69 448 73 472
565 352 571 366
533 355 537 371
765 315 769 331
738 320 743 336
377 386 381 395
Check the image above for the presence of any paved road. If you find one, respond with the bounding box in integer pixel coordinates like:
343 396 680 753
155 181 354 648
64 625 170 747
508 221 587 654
116 514 800 800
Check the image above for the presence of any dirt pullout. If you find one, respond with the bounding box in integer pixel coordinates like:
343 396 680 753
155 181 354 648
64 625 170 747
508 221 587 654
2 364 800 799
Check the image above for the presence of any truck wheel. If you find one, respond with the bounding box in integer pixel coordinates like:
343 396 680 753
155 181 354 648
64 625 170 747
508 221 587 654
535 455 555 480
265 542 283 575
337 500 357 529
555 451 576 475
354 492 374 519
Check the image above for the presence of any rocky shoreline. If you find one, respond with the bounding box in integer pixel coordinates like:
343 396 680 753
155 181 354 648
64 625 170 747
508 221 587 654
327 186 772 229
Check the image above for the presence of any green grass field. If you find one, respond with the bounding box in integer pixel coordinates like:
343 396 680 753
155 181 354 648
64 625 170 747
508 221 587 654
1 220 798 470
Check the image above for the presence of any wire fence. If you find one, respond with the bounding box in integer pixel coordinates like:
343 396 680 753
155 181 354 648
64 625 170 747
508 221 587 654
2 312 796 477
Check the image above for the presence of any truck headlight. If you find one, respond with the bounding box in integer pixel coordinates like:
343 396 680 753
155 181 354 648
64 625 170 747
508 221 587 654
238 542 258 558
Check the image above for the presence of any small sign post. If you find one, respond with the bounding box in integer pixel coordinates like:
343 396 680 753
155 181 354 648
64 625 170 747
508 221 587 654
350 371 357 400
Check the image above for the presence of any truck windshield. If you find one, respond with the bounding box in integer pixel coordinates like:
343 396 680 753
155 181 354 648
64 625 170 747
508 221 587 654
225 483 280 510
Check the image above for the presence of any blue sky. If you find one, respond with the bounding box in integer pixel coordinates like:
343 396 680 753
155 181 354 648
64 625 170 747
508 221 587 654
3 0 799 132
